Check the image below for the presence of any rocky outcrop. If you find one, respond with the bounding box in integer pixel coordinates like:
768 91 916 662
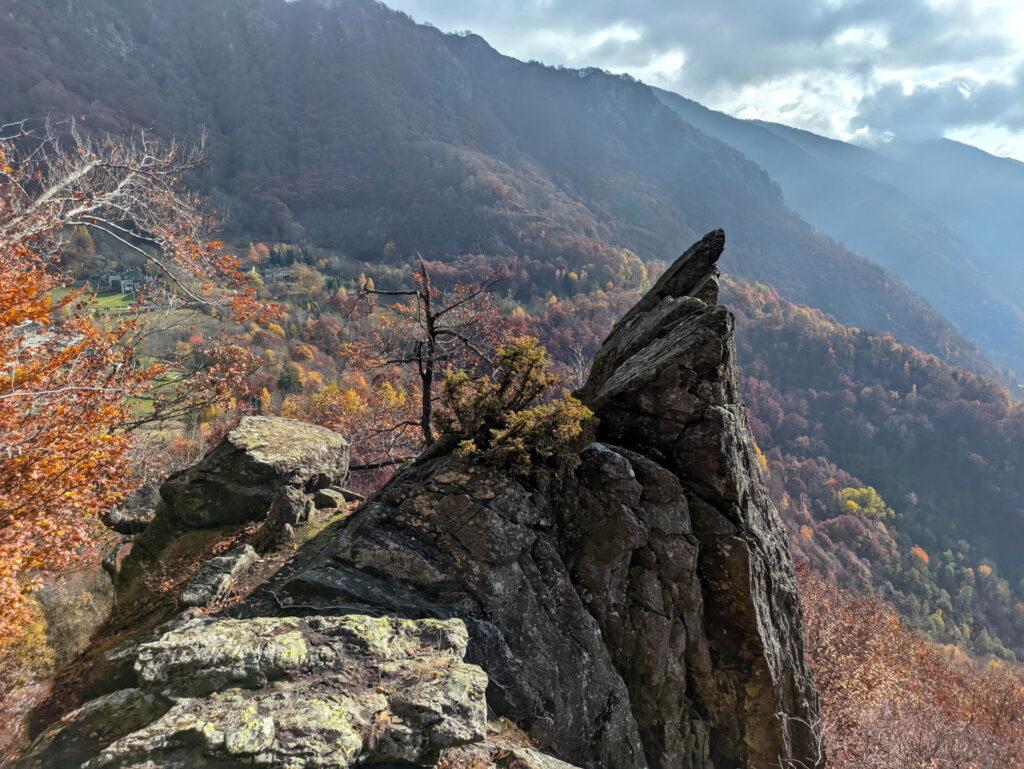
113 417 351 605
156 415 351 529
277 230 818 767
23 231 818 769
180 545 260 608
20 615 488 769
282 450 650 768
580 230 819 765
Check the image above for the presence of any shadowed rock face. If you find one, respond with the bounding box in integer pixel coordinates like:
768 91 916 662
21 232 818 769
581 230 819 765
112 416 351 607
159 416 351 529
20 615 489 769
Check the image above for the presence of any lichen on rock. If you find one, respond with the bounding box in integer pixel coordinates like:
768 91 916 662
20 615 488 769
180 544 260 608
274 230 819 768
113 416 351 610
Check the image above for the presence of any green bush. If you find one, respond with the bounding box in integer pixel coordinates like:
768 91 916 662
440 337 594 474
837 486 894 518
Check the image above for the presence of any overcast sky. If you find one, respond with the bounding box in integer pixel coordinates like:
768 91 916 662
383 0 1024 162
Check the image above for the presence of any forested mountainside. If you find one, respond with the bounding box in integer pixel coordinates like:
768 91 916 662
3 0 1020 654
0 0 998 377
657 89 1024 378
763 125 1024 303
723 279 1024 658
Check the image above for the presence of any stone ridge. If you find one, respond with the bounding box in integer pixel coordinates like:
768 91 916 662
271 230 819 768
19 615 489 769
581 229 819 766
21 231 820 769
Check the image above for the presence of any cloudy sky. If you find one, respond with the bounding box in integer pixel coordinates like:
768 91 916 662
384 0 1024 161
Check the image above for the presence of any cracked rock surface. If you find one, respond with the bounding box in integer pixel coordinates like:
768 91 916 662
113 416 351 607
20 615 487 769
278 230 819 768
23 231 818 769
180 544 260 607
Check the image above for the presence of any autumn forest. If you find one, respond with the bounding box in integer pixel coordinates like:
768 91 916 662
2 1 1024 767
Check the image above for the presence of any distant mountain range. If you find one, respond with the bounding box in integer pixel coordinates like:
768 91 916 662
656 89 1024 377
1 0 1016 379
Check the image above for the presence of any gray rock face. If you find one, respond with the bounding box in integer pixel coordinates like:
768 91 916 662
180 545 260 608
26 232 818 769
114 417 350 602
20 615 488 769
581 230 819 766
284 454 649 768
160 416 351 529
563 443 710 767
276 230 819 768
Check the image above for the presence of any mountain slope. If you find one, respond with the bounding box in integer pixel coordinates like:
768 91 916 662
765 129 1024 292
722 278 1024 658
655 89 1024 378
0 0 996 376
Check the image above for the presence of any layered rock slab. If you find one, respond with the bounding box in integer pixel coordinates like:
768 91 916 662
180 544 260 608
581 230 819 765
114 416 351 605
20 615 488 769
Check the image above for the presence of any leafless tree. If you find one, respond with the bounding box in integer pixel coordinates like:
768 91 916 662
345 256 513 448
776 712 828 769
567 341 593 391
0 120 226 308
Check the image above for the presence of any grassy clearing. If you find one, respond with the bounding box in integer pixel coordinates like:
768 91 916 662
53 287 134 313
93 292 133 310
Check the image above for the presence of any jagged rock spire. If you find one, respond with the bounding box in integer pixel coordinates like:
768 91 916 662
581 230 820 767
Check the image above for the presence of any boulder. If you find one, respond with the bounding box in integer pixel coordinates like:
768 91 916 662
312 487 349 509
159 416 350 529
19 615 487 769
114 417 350 605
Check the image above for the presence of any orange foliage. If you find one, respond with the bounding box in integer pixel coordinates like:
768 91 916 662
754 442 769 471
0 128 267 640
0 243 148 637
800 568 1024 768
